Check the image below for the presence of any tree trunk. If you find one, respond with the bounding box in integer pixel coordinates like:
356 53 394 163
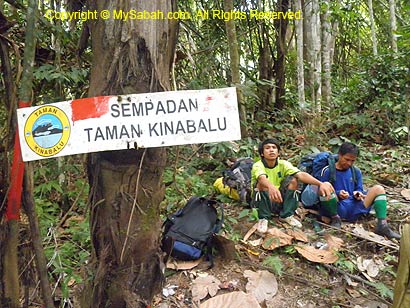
224 0 248 137
22 164 54 308
274 0 290 109
368 0 378 56
294 0 305 108
321 0 332 106
82 1 178 307
257 23 275 111
2 0 38 306
304 0 322 111
389 0 398 52
224 0 247 137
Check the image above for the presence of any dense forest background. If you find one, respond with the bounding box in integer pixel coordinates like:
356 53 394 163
0 0 409 307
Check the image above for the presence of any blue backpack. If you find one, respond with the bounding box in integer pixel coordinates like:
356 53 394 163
161 197 224 267
298 152 359 203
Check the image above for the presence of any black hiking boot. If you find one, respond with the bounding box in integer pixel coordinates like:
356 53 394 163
375 224 401 240
330 217 342 229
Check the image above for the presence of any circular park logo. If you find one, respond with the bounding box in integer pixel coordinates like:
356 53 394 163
24 106 70 157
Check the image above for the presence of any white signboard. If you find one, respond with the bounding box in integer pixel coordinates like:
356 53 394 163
17 87 241 162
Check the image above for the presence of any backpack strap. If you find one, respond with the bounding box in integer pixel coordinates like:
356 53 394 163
206 200 224 269
351 166 359 185
209 200 224 233
327 154 337 185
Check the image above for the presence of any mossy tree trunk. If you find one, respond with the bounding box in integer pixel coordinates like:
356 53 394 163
82 1 178 307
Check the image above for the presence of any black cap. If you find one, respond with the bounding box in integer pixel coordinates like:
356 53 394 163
258 138 281 156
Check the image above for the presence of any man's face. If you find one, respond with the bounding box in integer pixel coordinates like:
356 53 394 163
337 153 357 170
262 143 279 160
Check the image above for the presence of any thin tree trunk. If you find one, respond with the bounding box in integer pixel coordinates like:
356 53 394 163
21 0 54 305
3 220 19 308
82 1 178 307
321 0 332 105
304 0 322 111
311 0 322 111
224 0 247 137
389 0 398 52
294 0 305 108
329 21 339 67
368 0 378 56
257 24 274 113
23 165 55 308
274 0 290 109
0 18 18 308
3 0 40 307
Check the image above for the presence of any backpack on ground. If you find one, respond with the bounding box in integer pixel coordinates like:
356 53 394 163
161 196 224 266
298 152 359 206
221 157 253 203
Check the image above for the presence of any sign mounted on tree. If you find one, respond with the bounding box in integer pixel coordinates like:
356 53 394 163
17 87 241 161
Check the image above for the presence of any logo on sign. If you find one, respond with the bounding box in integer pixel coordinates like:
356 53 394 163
24 106 70 157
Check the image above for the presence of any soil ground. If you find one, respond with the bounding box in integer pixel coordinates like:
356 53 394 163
154 186 409 308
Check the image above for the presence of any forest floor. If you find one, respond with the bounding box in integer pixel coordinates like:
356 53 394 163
154 186 409 308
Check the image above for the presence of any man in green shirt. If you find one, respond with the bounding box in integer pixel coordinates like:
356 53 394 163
252 138 334 232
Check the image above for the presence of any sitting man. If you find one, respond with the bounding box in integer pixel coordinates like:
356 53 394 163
317 142 400 239
252 138 334 232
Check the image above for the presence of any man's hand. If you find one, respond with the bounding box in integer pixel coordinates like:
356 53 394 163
268 185 283 203
339 190 349 200
318 182 335 200
256 175 282 203
353 191 365 201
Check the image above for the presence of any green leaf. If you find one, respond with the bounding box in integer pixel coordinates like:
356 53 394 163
262 255 284 276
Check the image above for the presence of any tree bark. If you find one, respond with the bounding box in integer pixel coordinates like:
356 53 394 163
224 0 247 137
83 1 178 307
294 0 305 108
22 164 54 308
274 0 290 109
2 0 38 307
257 23 274 113
368 0 378 56
389 0 398 52
321 0 332 106
304 0 321 112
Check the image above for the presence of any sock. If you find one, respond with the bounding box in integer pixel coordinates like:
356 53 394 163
373 194 387 220
280 189 298 218
320 194 338 216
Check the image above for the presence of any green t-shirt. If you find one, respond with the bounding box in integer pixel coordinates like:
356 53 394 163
251 159 300 189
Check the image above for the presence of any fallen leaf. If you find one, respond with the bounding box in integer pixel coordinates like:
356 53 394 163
295 245 339 264
351 225 398 249
166 257 203 270
366 261 379 277
248 238 263 247
244 270 278 303
346 287 362 298
356 256 383 278
218 280 238 291
262 227 293 250
200 291 261 308
324 234 344 251
243 223 258 242
191 275 221 302
286 229 309 242
400 188 410 200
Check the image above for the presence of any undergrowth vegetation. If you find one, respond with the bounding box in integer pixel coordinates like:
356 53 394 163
24 113 410 305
